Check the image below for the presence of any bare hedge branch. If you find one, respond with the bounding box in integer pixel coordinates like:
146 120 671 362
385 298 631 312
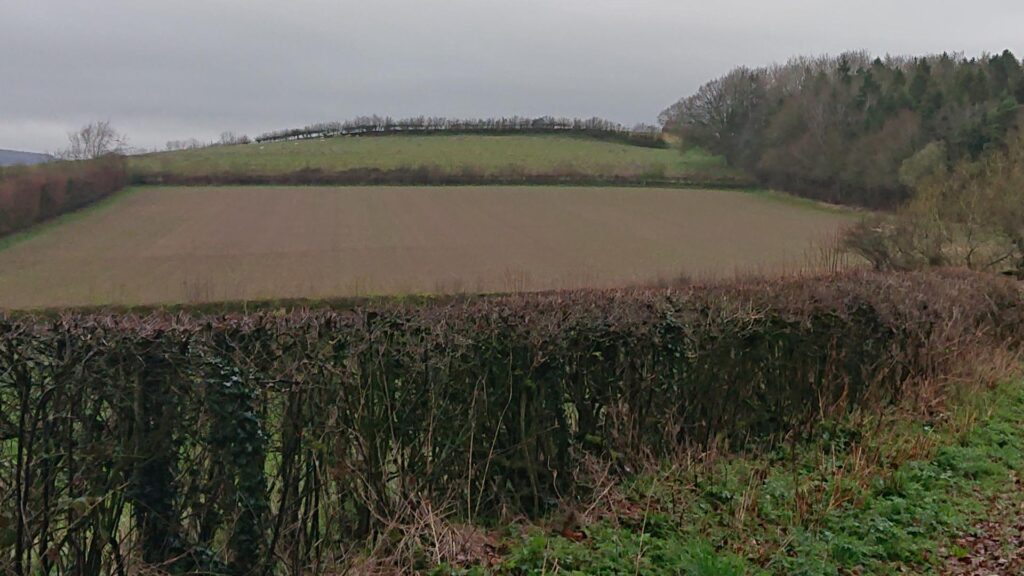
1 270 1021 573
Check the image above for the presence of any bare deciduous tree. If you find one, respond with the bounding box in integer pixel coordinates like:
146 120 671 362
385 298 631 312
61 121 126 160
219 131 250 145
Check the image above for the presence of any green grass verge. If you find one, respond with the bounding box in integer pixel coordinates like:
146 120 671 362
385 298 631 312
744 188 861 216
436 379 1024 575
129 134 739 180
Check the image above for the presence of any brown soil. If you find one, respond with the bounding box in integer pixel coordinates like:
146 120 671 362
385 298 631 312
0 186 851 308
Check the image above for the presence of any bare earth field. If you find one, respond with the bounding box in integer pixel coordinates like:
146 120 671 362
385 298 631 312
0 186 852 308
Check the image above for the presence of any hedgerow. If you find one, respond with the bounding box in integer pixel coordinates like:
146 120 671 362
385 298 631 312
130 164 753 189
0 157 128 237
1 270 1021 573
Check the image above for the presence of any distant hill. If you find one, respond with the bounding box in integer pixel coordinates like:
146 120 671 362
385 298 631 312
0 149 53 167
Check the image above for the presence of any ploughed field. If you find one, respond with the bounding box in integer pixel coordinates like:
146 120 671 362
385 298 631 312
0 186 851 308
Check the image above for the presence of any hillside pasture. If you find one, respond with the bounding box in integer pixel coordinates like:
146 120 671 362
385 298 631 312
0 185 852 308
129 134 738 181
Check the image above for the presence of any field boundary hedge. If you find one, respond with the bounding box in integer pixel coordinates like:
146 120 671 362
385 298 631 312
131 165 755 189
0 157 128 238
254 115 666 148
2 270 1021 573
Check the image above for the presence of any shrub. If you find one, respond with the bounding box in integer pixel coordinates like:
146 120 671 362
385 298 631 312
844 129 1024 276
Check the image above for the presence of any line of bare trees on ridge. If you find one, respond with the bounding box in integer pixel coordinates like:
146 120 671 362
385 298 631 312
254 115 665 147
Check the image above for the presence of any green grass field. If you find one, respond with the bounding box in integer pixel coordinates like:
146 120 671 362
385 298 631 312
129 134 738 179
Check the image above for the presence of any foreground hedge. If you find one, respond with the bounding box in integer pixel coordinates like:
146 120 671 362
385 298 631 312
0 156 127 237
1 271 1021 574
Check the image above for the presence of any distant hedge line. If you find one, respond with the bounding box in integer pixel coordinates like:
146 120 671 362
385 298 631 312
132 165 754 189
2 271 1021 574
0 157 127 237
254 115 666 148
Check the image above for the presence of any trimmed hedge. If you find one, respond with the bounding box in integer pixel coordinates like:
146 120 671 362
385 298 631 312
1 271 1021 573
0 157 127 237
131 165 755 189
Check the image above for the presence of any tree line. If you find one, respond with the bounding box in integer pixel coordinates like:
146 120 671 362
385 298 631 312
660 50 1024 207
254 115 664 147
164 132 251 152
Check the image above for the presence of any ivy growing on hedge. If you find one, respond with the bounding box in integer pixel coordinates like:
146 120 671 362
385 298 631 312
1 270 1021 573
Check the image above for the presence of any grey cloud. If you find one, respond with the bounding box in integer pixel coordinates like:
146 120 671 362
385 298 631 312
2 0 1022 151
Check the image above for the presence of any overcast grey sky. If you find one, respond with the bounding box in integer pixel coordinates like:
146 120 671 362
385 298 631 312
2 0 1022 152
